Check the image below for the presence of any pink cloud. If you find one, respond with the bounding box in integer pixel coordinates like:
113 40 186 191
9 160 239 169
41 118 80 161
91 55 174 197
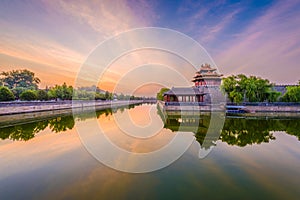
44 0 157 37
215 0 300 84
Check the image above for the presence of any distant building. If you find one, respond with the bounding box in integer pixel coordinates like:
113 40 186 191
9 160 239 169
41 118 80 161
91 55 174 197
273 85 295 96
163 64 296 105
163 64 224 104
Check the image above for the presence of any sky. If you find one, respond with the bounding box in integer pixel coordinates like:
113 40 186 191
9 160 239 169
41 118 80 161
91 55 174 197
0 0 300 95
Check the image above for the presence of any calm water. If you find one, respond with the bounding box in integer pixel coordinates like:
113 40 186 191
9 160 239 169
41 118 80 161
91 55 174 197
0 104 299 199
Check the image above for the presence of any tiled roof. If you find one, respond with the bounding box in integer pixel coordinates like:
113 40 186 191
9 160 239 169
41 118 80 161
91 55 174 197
163 87 206 95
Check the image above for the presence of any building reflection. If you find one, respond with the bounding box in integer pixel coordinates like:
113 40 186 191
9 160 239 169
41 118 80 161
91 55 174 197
0 103 299 145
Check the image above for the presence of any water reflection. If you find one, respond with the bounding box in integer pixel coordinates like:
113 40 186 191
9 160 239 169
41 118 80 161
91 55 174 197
222 118 277 146
222 117 300 145
158 109 300 148
0 104 138 141
0 116 74 141
0 104 299 199
1 103 299 148
0 121 48 141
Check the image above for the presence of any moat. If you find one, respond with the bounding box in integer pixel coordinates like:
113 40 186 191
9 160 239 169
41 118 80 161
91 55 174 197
0 104 299 199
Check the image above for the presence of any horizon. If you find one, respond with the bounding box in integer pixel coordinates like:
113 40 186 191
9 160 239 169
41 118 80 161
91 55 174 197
1 0 300 96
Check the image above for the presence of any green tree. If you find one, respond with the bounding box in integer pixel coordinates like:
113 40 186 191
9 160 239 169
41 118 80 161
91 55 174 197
221 74 275 103
256 78 271 101
95 92 105 100
266 90 281 102
11 87 27 99
156 88 170 100
104 91 114 100
0 69 40 89
221 75 237 102
48 83 73 100
229 90 243 103
244 76 258 102
0 86 15 101
36 89 49 101
282 85 300 102
20 90 37 101
72 86 107 100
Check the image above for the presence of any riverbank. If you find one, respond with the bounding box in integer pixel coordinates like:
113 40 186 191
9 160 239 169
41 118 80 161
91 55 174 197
158 101 300 113
238 103 300 113
0 100 155 116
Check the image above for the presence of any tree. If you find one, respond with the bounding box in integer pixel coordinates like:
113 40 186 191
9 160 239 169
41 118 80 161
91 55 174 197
0 69 41 99
266 90 281 102
156 88 170 100
105 91 110 99
0 69 40 89
229 90 243 103
48 83 73 100
244 76 258 102
104 91 114 100
221 74 275 103
36 90 49 101
0 86 15 101
255 78 271 102
221 75 237 102
20 90 37 101
72 86 107 100
282 85 300 102
95 92 105 100
12 87 27 99
73 89 95 100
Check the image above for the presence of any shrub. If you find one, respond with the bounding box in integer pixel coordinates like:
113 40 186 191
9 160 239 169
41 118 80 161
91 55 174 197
20 90 37 101
0 86 15 101
36 90 49 101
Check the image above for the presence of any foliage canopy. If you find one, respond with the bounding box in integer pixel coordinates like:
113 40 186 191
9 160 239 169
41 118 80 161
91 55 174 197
221 74 281 103
281 85 300 102
0 69 40 89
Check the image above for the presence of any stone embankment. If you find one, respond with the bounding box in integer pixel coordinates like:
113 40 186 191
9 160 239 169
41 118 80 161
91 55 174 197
159 101 300 113
244 105 300 112
0 100 152 115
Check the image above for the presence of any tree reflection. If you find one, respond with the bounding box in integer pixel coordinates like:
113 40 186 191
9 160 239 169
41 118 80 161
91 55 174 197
221 118 276 147
0 120 49 141
280 120 300 140
159 109 300 148
48 116 75 133
0 104 141 141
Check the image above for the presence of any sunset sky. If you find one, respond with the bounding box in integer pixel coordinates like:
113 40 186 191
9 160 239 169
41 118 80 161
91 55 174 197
0 0 300 95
